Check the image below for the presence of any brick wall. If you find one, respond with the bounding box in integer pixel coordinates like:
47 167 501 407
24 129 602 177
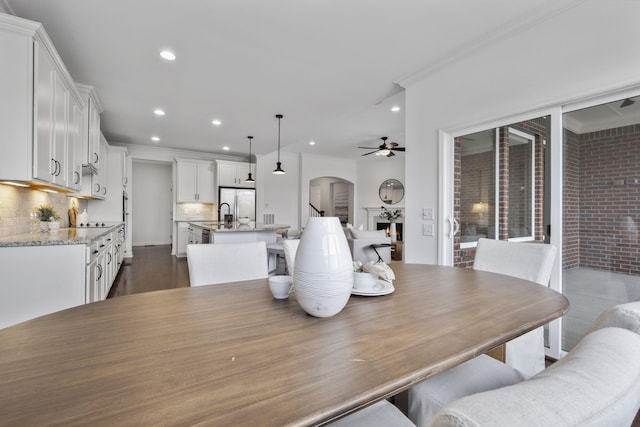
577 124 640 275
454 117 548 268
563 129 581 269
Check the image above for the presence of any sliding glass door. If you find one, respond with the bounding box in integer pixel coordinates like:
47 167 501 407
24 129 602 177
561 97 640 352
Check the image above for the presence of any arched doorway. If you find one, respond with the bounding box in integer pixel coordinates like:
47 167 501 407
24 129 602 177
309 177 354 225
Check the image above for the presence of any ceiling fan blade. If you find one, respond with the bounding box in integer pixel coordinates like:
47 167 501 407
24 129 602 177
392 147 406 152
621 98 635 108
387 142 399 148
387 151 396 157
361 150 380 156
358 146 380 149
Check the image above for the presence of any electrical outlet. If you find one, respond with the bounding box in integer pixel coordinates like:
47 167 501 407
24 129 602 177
422 224 433 236
423 207 434 220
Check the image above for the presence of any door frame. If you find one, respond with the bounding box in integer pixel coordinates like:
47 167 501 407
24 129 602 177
438 106 564 359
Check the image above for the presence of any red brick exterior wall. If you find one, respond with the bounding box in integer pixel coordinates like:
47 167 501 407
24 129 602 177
574 124 640 275
454 118 548 268
563 129 581 269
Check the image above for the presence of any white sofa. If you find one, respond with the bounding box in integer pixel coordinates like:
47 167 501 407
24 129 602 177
344 228 391 264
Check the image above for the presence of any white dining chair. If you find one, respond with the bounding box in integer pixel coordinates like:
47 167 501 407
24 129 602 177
282 239 300 277
473 238 557 377
408 238 557 426
589 299 640 334
429 327 640 427
326 400 415 427
186 241 268 287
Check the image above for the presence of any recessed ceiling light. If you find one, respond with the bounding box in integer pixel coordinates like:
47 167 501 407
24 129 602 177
211 119 222 126
222 146 230 151
160 50 176 61
309 141 316 145
154 109 165 116
391 106 401 112
151 136 160 142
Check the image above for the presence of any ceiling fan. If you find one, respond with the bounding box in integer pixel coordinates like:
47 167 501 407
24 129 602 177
359 137 406 157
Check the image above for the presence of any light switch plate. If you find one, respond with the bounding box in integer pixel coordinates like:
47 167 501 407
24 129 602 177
423 207 434 220
422 224 433 236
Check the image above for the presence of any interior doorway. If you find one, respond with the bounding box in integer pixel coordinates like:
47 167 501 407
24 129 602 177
308 177 354 225
132 160 172 246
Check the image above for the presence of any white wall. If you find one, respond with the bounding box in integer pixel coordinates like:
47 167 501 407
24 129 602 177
132 160 173 246
256 151 358 231
402 1 640 264
256 151 301 229
355 155 405 227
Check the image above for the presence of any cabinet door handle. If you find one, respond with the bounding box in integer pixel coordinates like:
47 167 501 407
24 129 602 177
95 183 101 193
74 171 80 184
96 264 103 281
107 253 112 264
50 158 57 176
56 160 62 176
103 187 107 195
94 152 99 164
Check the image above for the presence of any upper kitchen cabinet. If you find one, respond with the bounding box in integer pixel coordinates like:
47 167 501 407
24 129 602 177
80 134 109 199
0 14 84 192
176 159 215 203
217 160 255 188
76 84 103 174
87 145 127 220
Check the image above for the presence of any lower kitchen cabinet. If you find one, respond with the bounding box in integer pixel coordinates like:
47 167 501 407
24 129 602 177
0 225 125 329
0 245 85 329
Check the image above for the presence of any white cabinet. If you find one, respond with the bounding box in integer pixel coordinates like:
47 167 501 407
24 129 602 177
80 135 109 199
0 14 83 191
0 245 85 329
217 160 255 188
76 84 103 172
176 222 190 257
67 98 83 190
176 159 215 203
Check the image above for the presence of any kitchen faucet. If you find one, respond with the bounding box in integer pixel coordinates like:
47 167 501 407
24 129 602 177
218 202 231 223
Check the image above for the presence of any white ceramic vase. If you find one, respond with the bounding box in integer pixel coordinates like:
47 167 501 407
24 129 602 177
293 217 354 317
390 222 397 242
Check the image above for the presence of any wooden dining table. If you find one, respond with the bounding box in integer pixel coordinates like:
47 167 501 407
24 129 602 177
0 264 568 426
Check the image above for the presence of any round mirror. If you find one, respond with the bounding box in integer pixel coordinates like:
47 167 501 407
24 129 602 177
379 179 404 205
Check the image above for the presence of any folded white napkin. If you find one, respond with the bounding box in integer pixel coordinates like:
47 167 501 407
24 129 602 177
362 261 395 284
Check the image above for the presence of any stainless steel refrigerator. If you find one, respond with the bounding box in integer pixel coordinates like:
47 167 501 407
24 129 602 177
218 187 256 221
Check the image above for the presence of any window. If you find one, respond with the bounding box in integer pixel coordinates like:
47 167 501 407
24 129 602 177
507 128 535 241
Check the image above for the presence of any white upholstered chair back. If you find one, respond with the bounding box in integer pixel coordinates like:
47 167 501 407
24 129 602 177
473 238 557 377
282 239 300 278
473 238 557 286
589 300 640 335
429 327 640 427
186 241 268 287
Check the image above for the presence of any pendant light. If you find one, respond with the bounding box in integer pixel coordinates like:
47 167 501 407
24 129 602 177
245 136 255 183
273 114 285 174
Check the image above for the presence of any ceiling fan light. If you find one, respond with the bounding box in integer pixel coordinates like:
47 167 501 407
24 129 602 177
378 149 391 156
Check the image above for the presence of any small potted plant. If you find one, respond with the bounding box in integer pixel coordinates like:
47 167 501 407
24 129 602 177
35 204 59 232
380 206 402 242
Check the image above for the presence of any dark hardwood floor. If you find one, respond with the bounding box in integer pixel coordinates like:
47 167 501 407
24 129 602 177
108 244 189 297
108 245 640 426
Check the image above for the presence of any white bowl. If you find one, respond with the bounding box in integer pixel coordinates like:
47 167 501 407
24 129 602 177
353 272 378 291
268 275 292 299
238 217 250 225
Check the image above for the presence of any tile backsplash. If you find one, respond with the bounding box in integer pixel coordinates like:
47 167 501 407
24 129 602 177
0 184 84 238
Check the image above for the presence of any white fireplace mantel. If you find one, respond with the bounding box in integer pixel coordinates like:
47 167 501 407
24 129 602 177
364 207 405 230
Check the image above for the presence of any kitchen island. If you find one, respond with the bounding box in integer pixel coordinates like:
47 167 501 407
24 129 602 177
189 221 289 244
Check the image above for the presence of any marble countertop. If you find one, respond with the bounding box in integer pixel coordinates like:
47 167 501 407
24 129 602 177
0 223 124 247
189 222 289 233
